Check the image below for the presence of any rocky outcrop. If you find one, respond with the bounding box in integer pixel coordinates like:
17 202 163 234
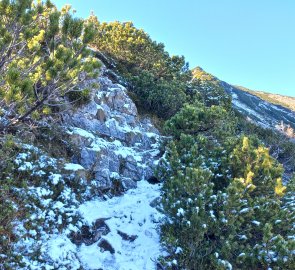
63 68 161 192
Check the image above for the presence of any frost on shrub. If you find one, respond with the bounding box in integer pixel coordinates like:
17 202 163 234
159 103 294 269
0 136 87 268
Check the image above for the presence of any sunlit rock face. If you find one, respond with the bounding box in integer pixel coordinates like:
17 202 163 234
63 67 162 192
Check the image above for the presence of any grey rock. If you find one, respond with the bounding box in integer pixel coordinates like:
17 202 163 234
98 238 115 254
80 148 98 169
120 177 137 190
70 218 110 246
62 71 162 191
150 197 161 208
117 230 138 242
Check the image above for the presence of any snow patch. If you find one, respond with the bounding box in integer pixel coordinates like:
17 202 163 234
44 181 164 270
64 163 85 171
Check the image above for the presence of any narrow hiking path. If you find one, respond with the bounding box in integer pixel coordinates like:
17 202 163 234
46 180 164 270
12 72 165 270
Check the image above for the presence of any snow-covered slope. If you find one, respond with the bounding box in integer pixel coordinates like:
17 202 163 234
46 180 163 270
10 68 165 269
224 83 295 131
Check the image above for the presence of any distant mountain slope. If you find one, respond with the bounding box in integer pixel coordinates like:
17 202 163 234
192 67 295 135
234 85 295 112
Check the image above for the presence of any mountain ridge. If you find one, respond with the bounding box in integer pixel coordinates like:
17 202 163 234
234 85 295 111
193 66 295 137
193 66 295 111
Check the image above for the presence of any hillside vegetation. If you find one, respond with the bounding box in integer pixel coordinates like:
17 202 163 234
0 0 100 131
0 1 294 269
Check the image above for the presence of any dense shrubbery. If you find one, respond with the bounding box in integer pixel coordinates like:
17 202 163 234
159 102 295 269
164 102 236 140
192 67 232 109
0 136 24 265
90 19 193 118
88 18 233 119
0 0 100 128
236 110 295 174
0 130 89 268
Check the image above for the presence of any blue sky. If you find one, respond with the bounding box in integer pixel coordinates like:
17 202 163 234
54 0 295 97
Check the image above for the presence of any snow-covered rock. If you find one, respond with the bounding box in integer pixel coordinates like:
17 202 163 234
63 71 161 191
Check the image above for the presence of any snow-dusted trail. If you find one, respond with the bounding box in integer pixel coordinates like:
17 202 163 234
47 181 163 270
12 73 165 269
